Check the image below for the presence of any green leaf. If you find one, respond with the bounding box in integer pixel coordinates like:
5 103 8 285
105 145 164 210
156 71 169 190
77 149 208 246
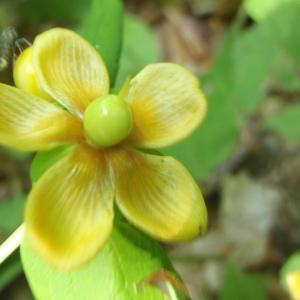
21 220 185 300
25 0 91 24
80 0 123 86
220 263 268 300
262 2 300 64
233 25 276 114
265 104 300 143
244 0 300 21
115 14 160 90
280 252 300 290
30 145 74 183
0 194 25 233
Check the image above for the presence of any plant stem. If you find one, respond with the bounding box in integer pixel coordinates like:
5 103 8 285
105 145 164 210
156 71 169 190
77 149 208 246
0 224 24 265
166 281 180 300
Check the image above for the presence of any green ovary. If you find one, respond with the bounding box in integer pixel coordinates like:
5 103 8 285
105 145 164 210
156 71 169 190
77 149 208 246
83 95 133 148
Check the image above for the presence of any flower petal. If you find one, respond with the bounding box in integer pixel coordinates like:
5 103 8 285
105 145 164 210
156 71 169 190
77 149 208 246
25 144 114 269
110 148 207 241
126 63 207 148
286 272 300 300
0 83 82 152
32 28 109 116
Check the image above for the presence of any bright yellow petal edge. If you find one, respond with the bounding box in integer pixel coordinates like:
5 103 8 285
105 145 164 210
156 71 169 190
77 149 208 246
109 147 208 242
126 63 207 149
25 145 114 269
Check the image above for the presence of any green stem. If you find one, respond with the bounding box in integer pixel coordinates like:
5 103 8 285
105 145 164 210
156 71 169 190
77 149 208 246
0 224 24 265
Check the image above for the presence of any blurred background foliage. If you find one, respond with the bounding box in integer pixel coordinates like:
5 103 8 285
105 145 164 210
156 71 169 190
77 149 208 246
0 0 300 299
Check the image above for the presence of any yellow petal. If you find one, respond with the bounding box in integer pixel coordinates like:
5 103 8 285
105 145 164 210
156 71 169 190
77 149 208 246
0 83 83 152
25 144 114 269
110 148 207 241
286 272 300 300
32 28 109 116
126 63 207 148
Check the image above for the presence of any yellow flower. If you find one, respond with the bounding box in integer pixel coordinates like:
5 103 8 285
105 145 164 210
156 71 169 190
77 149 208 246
0 28 207 269
286 272 300 300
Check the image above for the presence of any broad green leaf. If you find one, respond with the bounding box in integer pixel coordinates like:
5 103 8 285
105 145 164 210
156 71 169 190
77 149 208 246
21 220 187 300
233 25 276 114
265 104 300 143
280 252 300 290
262 2 300 64
30 145 73 183
25 0 91 24
115 14 160 89
80 0 123 85
244 0 300 21
0 194 25 233
220 263 268 300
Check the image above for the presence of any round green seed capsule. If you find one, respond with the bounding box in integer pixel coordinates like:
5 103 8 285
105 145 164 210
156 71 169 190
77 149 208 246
83 95 133 148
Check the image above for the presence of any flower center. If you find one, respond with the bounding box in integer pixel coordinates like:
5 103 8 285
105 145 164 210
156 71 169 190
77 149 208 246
83 94 132 148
